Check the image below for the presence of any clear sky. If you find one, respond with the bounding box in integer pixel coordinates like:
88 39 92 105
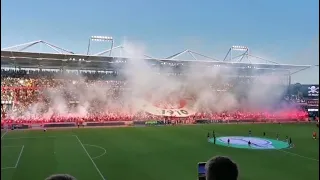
1 0 319 84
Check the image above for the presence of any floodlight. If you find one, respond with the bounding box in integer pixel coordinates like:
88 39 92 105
87 35 114 56
231 45 248 51
91 36 113 41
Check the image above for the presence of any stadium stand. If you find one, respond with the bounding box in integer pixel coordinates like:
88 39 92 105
1 69 309 128
1 41 314 129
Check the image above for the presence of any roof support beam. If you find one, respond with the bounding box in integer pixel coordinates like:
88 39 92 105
41 41 74 54
93 45 123 56
93 45 156 59
188 50 220 62
18 42 42 52
247 54 279 64
188 51 197 60
165 49 189 60
165 49 220 61
2 40 42 51
290 66 312 75
42 42 65 54
237 52 250 63
223 48 231 61
1 40 74 54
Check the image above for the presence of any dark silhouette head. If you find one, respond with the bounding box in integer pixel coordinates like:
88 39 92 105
205 156 238 180
45 174 76 180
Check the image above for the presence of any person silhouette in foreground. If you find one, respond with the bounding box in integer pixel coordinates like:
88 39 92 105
206 156 239 180
45 174 76 180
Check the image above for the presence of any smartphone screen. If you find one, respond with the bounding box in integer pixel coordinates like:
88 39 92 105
198 162 206 180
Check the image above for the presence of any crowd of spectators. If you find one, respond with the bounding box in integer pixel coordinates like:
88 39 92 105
1 69 308 124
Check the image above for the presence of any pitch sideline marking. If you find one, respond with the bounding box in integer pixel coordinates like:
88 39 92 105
211 131 319 162
1 145 25 170
1 145 23 148
14 145 24 168
1 135 77 140
83 144 107 159
1 130 8 139
74 135 106 180
277 149 319 162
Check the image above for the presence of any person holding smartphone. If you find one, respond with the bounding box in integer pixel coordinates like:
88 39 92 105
203 156 239 180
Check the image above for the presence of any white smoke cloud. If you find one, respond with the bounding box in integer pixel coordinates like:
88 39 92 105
6 40 293 119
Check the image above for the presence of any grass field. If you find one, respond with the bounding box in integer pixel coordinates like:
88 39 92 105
1 123 319 180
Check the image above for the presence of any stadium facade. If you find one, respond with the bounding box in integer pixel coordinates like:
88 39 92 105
1 39 318 114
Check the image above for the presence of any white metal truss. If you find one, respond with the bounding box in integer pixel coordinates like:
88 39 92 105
222 46 283 65
165 49 220 61
93 45 156 59
1 40 74 54
223 46 250 62
1 40 313 76
246 54 279 64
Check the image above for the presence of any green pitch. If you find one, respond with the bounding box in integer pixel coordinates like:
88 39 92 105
1 124 319 180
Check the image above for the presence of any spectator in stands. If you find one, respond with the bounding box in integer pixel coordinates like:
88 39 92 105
45 174 76 180
205 156 238 180
0 69 309 123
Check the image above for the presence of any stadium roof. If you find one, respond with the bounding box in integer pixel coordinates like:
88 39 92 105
1 40 312 75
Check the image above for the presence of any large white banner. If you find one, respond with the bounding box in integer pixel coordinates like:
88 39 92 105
136 99 195 117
